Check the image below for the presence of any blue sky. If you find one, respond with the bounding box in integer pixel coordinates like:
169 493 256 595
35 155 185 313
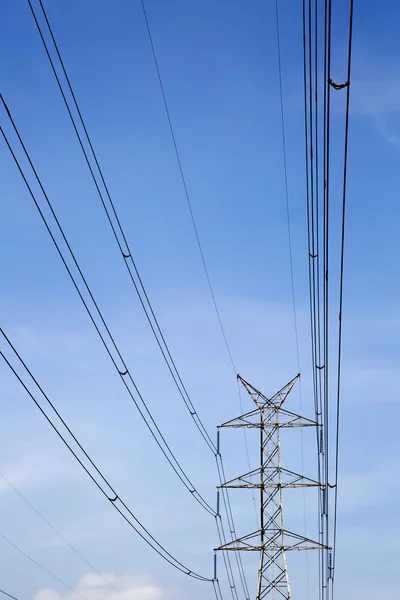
1 1 400 599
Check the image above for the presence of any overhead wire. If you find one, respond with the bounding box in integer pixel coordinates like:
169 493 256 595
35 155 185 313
139 4 253 595
0 471 130 600
212 579 224 600
0 531 90 600
0 590 19 600
0 95 215 518
215 451 250 600
274 2 311 599
322 0 332 596
25 14 252 593
19 2 243 594
302 0 327 598
0 328 212 582
332 0 354 593
139 0 236 375
28 0 216 456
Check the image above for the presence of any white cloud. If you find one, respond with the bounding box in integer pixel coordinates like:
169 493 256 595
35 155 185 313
33 573 170 600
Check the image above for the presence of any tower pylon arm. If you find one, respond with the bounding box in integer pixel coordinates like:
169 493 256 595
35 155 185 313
219 407 262 429
219 466 321 489
237 373 300 408
273 406 319 428
219 407 318 429
281 529 330 551
215 529 329 552
215 530 262 552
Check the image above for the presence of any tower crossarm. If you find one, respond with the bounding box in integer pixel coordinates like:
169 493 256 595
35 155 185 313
215 529 329 552
218 407 318 429
237 373 300 409
218 467 321 489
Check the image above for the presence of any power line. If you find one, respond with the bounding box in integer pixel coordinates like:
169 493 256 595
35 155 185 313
302 1 326 598
0 96 215 518
275 0 301 374
0 328 212 582
322 0 332 596
138 8 252 595
274 3 311 600
28 0 216 456
0 471 130 600
0 531 90 600
0 589 19 600
0 91 242 597
332 0 354 589
15 3 246 593
140 0 237 375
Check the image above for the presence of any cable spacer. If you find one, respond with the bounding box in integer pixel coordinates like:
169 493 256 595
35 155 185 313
329 78 349 90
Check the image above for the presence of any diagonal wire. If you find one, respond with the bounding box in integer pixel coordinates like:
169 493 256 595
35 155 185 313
30 0 216 455
0 590 19 600
0 329 212 582
302 0 326 597
274 4 311 598
21 3 245 594
139 3 253 596
0 472 130 600
332 0 354 594
322 0 333 595
0 97 215 518
140 0 236 374
0 532 90 600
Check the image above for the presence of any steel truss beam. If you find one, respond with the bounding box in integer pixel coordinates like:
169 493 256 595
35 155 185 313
215 374 328 600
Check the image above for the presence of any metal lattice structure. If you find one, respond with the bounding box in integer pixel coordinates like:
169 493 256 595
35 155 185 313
216 374 327 599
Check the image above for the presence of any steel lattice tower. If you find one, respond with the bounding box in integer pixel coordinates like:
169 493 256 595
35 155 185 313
216 374 327 600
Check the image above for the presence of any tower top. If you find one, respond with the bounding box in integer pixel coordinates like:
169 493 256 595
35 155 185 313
237 373 300 409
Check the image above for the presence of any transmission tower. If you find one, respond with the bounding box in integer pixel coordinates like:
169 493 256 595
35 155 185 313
216 374 327 600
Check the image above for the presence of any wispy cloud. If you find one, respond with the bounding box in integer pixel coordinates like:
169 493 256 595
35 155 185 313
33 573 170 600
350 72 400 146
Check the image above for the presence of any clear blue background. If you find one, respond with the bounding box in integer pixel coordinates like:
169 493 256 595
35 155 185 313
1 1 399 599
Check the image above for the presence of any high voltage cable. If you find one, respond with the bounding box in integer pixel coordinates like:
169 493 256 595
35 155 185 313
332 0 354 592
138 6 253 594
313 0 323 423
27 0 216 456
0 97 215 518
14 2 246 593
274 0 301 376
312 0 325 597
302 0 321 429
0 531 90 600
212 579 224 600
0 329 212 582
274 3 311 600
0 472 130 600
139 0 237 375
322 0 332 596
302 1 326 598
26 2 250 596
216 455 250 600
0 590 19 600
